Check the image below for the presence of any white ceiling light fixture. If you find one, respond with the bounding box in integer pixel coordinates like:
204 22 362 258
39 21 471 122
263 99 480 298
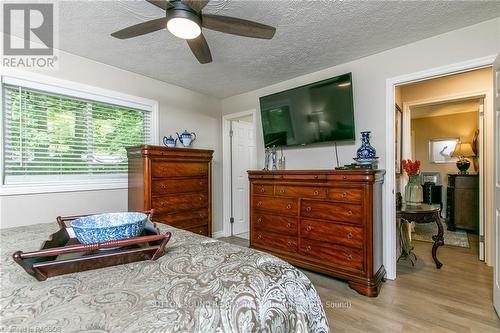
166 5 201 40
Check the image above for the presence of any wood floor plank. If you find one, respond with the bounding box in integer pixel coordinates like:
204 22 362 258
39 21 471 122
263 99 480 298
219 235 500 332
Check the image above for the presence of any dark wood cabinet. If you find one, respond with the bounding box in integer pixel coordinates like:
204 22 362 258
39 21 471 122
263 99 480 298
127 145 213 236
446 174 479 232
248 169 385 297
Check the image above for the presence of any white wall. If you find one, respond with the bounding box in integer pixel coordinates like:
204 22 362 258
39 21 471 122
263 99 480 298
221 18 500 171
0 38 223 231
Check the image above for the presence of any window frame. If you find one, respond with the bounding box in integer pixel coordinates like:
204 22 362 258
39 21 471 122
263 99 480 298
0 70 159 196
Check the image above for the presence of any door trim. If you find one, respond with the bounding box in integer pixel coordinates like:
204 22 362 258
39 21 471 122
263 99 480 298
384 55 497 280
222 110 258 238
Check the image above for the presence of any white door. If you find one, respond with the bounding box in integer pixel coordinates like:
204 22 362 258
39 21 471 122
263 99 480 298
493 53 500 316
231 121 256 237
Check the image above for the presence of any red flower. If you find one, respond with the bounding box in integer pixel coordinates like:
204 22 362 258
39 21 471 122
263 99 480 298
402 159 420 175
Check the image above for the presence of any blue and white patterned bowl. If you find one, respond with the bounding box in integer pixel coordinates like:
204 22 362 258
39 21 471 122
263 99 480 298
71 212 147 244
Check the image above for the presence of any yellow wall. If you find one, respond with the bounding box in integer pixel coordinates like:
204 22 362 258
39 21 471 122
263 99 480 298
400 67 492 101
411 112 479 188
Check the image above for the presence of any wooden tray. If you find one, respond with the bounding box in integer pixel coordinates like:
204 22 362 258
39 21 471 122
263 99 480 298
13 210 171 281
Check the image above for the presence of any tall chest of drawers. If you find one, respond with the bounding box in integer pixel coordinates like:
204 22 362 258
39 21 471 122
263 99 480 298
127 145 213 236
248 170 385 297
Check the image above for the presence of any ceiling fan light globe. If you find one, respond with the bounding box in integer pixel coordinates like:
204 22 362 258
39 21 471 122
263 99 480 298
167 17 201 39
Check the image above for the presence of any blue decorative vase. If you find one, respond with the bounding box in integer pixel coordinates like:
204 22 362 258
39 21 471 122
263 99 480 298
354 131 378 164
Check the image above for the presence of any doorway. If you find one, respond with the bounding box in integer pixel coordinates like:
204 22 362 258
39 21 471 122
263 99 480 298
395 67 492 267
384 56 496 280
222 110 258 238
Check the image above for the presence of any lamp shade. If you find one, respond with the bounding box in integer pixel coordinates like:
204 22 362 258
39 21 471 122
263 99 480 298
451 142 475 158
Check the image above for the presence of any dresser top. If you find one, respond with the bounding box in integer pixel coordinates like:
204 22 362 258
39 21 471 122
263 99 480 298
127 145 214 156
447 173 478 177
248 169 385 175
248 169 385 183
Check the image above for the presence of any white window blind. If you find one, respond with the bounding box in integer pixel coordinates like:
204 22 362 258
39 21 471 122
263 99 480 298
2 83 152 185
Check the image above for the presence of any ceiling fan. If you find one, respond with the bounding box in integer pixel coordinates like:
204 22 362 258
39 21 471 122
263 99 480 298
111 0 276 64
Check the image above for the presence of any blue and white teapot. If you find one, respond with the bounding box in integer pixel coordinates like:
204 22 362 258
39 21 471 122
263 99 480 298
176 130 197 147
163 135 177 147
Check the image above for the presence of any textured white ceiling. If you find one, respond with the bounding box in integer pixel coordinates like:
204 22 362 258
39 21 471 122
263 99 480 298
411 99 480 119
53 1 500 98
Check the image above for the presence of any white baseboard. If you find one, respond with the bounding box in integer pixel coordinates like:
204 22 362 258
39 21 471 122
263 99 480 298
212 231 225 239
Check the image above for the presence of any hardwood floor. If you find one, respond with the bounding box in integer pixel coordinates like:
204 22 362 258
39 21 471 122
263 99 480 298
219 234 500 332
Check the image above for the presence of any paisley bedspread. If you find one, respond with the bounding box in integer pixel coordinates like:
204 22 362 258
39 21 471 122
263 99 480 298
0 222 330 333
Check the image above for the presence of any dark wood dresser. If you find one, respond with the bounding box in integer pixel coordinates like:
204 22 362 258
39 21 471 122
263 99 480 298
127 145 213 236
248 169 385 297
446 174 479 232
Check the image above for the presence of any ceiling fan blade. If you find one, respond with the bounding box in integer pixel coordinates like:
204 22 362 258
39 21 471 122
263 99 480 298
111 18 167 39
181 0 209 12
202 14 276 39
146 0 174 10
187 33 212 64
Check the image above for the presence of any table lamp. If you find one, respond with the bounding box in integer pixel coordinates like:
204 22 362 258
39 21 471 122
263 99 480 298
451 142 475 174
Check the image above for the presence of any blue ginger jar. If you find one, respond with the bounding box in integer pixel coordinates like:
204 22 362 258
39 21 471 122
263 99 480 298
354 131 378 164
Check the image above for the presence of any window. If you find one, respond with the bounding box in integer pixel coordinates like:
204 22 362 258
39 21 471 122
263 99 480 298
1 75 156 192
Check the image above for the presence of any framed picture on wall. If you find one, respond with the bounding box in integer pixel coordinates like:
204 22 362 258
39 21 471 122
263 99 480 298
429 138 459 164
395 104 403 174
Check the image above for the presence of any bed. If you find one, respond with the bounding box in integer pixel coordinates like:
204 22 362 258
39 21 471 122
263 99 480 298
0 222 330 332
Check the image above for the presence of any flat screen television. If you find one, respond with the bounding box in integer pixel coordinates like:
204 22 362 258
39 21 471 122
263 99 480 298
259 72 355 147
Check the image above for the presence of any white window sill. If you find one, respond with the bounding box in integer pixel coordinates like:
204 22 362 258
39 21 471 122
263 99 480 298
0 181 128 196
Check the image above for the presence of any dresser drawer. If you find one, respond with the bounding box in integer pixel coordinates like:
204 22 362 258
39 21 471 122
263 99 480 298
155 209 208 229
300 219 363 248
152 193 208 213
327 174 370 182
253 196 298 216
301 200 362 224
275 185 326 199
152 161 208 178
327 188 362 202
299 239 364 271
152 178 208 195
252 184 274 196
274 174 327 181
253 213 297 236
252 231 298 253
187 225 209 237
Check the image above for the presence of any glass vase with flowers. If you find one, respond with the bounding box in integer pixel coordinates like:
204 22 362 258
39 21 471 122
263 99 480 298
402 159 423 205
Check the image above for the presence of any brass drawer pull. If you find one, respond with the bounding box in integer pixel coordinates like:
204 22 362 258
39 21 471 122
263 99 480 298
260 187 265 193
342 176 347 180
257 201 262 207
305 207 312 212
160 184 168 189
314 175 318 179
199 196 203 201
257 217 262 223
346 209 353 215
286 204 292 209
347 254 353 261
313 190 319 196
287 223 292 228
257 234 262 240
306 245 311 252
279 188 285 194
306 225 312 232
341 192 347 198
287 241 292 247
198 230 204 234
347 232 353 239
